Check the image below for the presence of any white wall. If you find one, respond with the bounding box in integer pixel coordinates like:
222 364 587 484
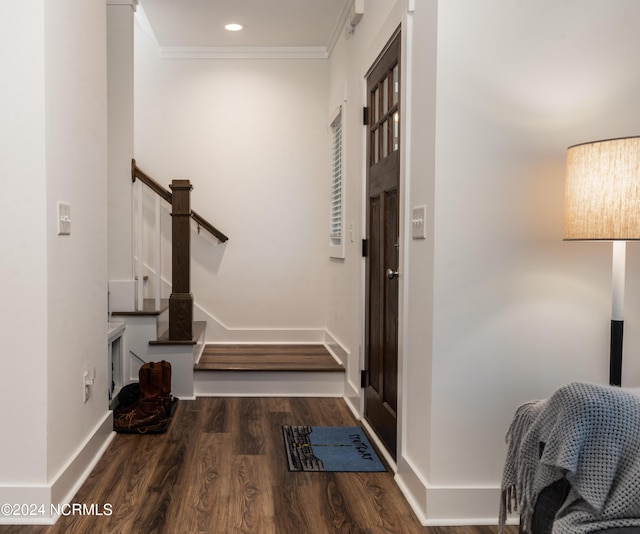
45 0 110 483
401 0 437 504
329 0 640 525
0 1 49 488
0 0 111 517
108 5 136 286
417 0 640 522
134 29 332 333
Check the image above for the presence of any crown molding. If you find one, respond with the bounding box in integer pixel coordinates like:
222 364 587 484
106 0 138 10
325 0 354 57
159 46 329 60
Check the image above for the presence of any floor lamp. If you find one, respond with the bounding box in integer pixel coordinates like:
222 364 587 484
564 136 640 387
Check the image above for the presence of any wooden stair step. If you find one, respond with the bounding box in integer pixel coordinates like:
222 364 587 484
195 344 344 372
111 298 169 317
150 320 206 346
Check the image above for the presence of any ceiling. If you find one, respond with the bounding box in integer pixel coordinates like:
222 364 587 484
138 0 353 55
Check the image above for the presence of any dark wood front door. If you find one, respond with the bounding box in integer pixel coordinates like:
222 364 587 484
364 30 401 459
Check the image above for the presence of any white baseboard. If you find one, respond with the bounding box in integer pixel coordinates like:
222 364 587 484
202 325 327 344
0 413 115 525
394 453 517 527
194 303 328 344
422 485 510 526
394 462 429 525
51 413 115 512
343 379 360 415
343 393 360 422
323 329 349 366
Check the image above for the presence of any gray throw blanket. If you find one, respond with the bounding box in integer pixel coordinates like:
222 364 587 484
499 382 640 534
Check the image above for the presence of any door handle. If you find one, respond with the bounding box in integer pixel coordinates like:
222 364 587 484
386 268 399 280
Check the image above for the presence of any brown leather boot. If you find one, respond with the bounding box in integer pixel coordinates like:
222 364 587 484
139 362 163 399
137 362 169 423
113 398 166 433
159 360 173 415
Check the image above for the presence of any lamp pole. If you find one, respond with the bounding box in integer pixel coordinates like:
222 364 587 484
610 240 626 386
564 136 640 388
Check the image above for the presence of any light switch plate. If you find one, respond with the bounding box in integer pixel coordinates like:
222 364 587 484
411 205 426 239
58 202 71 236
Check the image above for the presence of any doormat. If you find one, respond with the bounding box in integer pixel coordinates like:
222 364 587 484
283 425 386 472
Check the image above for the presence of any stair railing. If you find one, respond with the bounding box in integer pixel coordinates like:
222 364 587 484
132 160 228 242
131 159 228 331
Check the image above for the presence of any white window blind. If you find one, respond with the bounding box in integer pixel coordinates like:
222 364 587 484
330 110 343 247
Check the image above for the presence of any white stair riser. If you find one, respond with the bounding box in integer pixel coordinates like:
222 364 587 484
194 371 345 397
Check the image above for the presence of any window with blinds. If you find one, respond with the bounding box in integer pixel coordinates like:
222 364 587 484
329 108 344 258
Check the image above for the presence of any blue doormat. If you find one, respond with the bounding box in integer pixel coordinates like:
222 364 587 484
283 425 386 472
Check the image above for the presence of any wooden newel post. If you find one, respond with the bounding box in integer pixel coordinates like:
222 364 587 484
169 179 193 340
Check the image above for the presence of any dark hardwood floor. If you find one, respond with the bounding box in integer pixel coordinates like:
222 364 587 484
0 397 517 534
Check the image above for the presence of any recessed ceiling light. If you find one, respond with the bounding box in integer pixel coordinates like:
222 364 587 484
225 23 244 32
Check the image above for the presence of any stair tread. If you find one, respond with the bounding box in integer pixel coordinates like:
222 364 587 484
150 321 206 345
195 344 344 372
111 298 169 317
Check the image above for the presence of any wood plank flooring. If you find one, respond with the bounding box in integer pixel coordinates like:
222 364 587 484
0 398 517 534
196 345 344 372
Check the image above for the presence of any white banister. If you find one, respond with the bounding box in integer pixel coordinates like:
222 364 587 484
154 194 161 310
133 178 167 312
135 179 144 310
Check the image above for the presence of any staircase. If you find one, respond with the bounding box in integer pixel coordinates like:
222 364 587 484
110 299 345 398
111 299 207 399
111 300 346 398
110 161 346 400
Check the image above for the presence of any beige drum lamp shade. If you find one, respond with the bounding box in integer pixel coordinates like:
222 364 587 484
564 136 640 241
